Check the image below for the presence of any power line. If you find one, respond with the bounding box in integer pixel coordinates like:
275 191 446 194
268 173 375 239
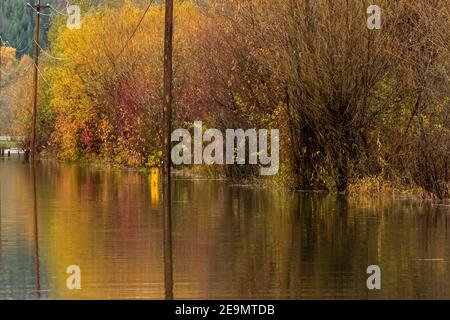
114 0 155 63
0 59 34 75
48 4 69 17
1 35 30 54
0 36 10 46
33 62 50 87
33 39 68 61
28 4 52 17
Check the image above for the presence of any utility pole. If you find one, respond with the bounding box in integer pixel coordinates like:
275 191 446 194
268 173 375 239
0 39 2 100
0 37 3 100
163 0 173 178
27 0 49 162
162 0 174 301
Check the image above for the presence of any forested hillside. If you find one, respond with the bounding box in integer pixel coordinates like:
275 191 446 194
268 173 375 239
0 0 60 57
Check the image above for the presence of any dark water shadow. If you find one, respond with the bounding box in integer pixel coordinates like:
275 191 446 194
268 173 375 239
162 176 174 300
30 164 41 299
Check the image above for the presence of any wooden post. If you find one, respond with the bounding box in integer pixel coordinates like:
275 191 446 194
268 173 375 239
0 39 2 100
162 0 174 301
163 0 174 179
30 0 41 163
28 1 49 162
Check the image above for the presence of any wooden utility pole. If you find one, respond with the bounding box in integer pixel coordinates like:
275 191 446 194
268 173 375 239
0 40 2 100
162 0 174 301
28 0 49 162
163 0 174 178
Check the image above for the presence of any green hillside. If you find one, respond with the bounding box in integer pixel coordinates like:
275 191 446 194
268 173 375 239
0 0 58 57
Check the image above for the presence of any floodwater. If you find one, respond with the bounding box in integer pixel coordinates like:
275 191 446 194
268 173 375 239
0 157 449 300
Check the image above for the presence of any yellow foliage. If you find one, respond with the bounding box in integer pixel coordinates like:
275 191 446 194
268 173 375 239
43 1 203 163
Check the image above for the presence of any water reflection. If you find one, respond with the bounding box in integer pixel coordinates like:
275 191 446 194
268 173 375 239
162 175 174 300
0 159 449 300
31 165 41 299
0 159 2 272
149 168 159 209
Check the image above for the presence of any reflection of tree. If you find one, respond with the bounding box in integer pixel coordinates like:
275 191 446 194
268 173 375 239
170 184 450 299
0 161 42 299
1 160 449 299
36 164 165 299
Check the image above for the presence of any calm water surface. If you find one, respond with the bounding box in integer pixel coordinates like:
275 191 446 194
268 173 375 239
0 157 449 300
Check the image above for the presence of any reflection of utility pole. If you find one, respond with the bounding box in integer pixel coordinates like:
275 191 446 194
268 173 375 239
0 155 2 263
163 192 174 300
162 0 174 301
27 0 49 162
31 165 41 299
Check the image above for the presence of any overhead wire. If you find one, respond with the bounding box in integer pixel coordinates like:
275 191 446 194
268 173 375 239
113 0 155 63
